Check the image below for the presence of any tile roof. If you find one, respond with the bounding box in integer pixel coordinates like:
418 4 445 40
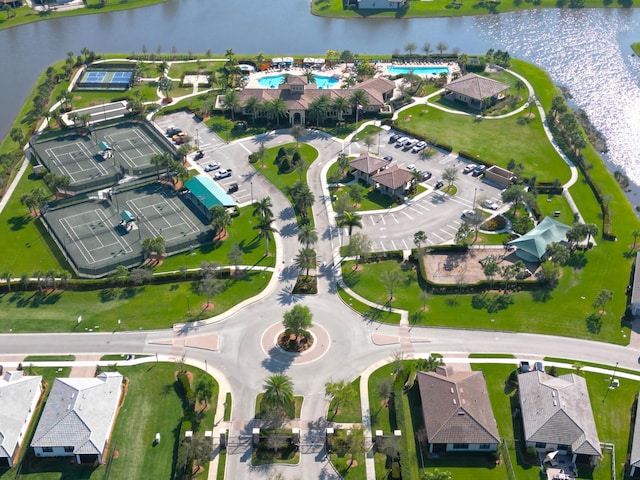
349 153 388 175
371 164 414 190
417 370 500 445
445 73 509 101
31 372 123 457
518 371 601 456
0 372 42 461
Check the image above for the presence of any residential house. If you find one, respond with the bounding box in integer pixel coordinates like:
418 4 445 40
31 372 123 465
507 216 570 263
629 392 640 476
371 164 415 199
349 153 388 184
0 371 42 467
223 75 395 126
444 73 509 110
416 366 500 453
518 370 601 466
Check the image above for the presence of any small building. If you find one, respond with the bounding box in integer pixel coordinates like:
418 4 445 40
31 372 123 465
356 0 408 8
630 254 640 317
484 165 515 188
371 164 415 199
629 392 640 476
518 370 601 466
184 175 237 220
0 371 42 467
416 366 500 453
349 153 389 184
445 73 510 110
507 217 570 263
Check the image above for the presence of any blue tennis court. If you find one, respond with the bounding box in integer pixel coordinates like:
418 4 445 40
77 70 134 89
112 71 132 84
83 71 107 83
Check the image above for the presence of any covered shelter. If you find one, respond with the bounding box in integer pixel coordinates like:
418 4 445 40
184 175 237 219
508 217 570 262
120 210 135 223
98 141 112 151
445 73 509 110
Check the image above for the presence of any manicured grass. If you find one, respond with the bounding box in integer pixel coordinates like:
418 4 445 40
328 376 362 423
223 392 232 421
330 452 367 480
398 102 571 184
633 43 640 56
255 142 319 193
106 363 218 480
23 355 75 362
168 60 219 79
468 353 515 359
0 166 68 275
204 115 270 142
216 451 226 480
100 354 149 361
0 0 166 31
0 271 272 333
337 284 402 324
311 0 624 19
352 125 382 142
542 356 640 377
156 206 276 272
367 363 396 434
341 258 631 344
255 394 304 420
536 193 574 225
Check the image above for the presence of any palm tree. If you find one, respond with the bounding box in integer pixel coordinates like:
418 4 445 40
210 205 232 238
422 42 432 59
458 53 469 74
297 224 318 248
265 98 288 126
1 272 12 292
245 97 262 124
222 90 240 121
290 125 305 147
194 376 214 409
252 196 274 220
254 215 277 256
309 95 331 127
584 223 599 247
514 79 525 101
294 247 315 277
436 41 448 56
158 76 173 101
262 373 294 412
290 184 315 218
349 90 369 127
632 229 640 250
332 96 350 123
303 69 316 84
338 210 363 238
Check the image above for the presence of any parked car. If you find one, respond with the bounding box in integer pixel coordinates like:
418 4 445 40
484 199 499 210
402 139 418 150
519 361 531 373
407 164 416 171
166 126 181 136
204 162 220 172
472 165 486 177
394 137 409 147
420 171 432 181
214 169 232 180
195 150 205 160
389 134 401 143
173 136 186 145
462 163 477 174
172 132 187 141
434 180 444 189
383 156 393 161
227 182 239 193
461 209 475 218
534 361 544 372
412 141 427 153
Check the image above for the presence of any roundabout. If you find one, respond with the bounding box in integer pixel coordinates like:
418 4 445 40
261 321 331 366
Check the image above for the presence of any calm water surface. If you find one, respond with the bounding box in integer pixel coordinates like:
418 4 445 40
1 1 639 188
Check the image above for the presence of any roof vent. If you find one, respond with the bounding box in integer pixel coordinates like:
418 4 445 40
450 388 454 394
457 411 465 415
452 399 457 405
552 391 556 397
553 400 558 406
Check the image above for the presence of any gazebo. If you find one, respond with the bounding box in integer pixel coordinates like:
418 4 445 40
507 217 570 262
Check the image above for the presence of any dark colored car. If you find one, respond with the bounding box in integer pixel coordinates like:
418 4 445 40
472 165 486 177
434 180 444 189
195 150 205 160
420 171 432 181
166 126 181 136
383 156 393 161
389 134 401 143
227 182 239 193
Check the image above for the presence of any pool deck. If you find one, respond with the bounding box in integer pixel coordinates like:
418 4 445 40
243 61 459 90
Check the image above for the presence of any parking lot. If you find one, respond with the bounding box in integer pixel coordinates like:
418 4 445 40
154 112 259 205
347 128 506 250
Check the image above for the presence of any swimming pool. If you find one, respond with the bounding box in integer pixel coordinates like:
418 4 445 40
386 66 450 76
257 74 340 89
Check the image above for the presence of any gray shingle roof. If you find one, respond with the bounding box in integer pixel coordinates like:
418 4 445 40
417 370 500 445
518 371 601 456
445 73 509 101
629 392 640 467
631 255 640 307
0 372 42 461
31 372 123 457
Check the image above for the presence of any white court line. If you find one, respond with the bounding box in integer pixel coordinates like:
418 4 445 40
76 142 108 176
45 148 76 181
59 217 95 265
93 208 133 255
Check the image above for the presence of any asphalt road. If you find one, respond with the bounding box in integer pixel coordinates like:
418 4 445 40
2 122 638 480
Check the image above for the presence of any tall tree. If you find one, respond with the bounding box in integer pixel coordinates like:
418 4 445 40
349 90 369 126
337 210 363 239
435 41 448 55
381 268 403 302
294 247 316 277
262 373 294 412
297 223 318 248
210 205 232 238
290 125 305 147
325 379 354 420
194 375 215 409
404 42 417 59
222 90 240 121
252 196 274 220
593 289 613 317
442 165 458 188
253 214 277 256
227 243 243 275
283 304 313 341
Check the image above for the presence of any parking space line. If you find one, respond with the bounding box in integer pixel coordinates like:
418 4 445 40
431 232 444 241
402 239 409 249
415 203 430 212
390 240 397 250
369 216 377 226
378 241 385 251
400 210 413 220
392 215 399 224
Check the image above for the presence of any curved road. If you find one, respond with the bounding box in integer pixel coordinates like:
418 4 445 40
0 125 636 478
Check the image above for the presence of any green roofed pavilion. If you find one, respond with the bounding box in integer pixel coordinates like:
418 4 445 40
184 175 237 210
507 216 570 262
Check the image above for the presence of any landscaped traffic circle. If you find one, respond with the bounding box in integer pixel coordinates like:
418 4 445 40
261 322 331 365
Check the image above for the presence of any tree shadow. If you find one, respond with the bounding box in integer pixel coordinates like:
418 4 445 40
585 313 602 334
260 346 294 372
279 206 296 221
530 288 552 303
278 222 298 238
8 215 30 231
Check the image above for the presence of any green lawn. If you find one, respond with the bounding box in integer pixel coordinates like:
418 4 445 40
156 206 276 272
536 193 574 225
633 43 640 57
337 284 402 325
330 452 367 480
328 376 362 423
472 363 638 480
0 0 166 31
0 271 272 333
367 363 396 434
352 125 382 142
23 355 75 362
341 257 631 344
311 0 627 19
255 142 319 193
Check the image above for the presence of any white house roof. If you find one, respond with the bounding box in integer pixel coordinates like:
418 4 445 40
518 371 601 456
31 372 123 457
0 371 42 461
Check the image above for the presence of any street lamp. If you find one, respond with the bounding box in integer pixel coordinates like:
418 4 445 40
196 128 199 149
472 187 477 210
250 179 254 204
186 295 191 316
